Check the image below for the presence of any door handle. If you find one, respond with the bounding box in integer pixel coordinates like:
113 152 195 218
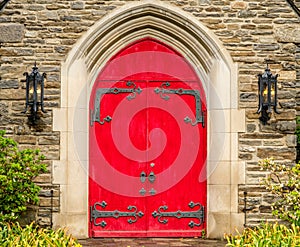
148 171 156 183
140 171 147 183
140 171 156 183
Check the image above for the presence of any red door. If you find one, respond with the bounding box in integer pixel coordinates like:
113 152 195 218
89 39 207 237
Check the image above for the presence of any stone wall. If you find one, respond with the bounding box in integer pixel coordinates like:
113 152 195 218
0 0 299 228
297 44 300 162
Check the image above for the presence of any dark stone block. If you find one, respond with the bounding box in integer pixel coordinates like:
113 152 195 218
61 16 81 21
240 93 256 101
71 2 84 10
259 205 272 213
254 44 280 51
0 79 19 89
0 24 24 42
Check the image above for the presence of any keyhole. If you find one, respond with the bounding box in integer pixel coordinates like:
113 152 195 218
140 171 146 183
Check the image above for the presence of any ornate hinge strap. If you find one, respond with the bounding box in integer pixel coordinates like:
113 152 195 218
90 81 142 126
154 82 205 127
152 201 205 228
90 201 144 228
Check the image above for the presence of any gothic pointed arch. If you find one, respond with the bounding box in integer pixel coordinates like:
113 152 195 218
53 0 244 238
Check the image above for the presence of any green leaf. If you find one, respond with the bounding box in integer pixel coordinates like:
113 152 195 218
0 131 47 223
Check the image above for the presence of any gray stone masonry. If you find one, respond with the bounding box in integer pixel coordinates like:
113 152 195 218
0 0 299 228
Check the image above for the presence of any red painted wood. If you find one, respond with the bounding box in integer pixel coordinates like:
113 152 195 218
89 38 207 237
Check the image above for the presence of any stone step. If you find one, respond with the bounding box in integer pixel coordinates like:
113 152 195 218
78 238 226 247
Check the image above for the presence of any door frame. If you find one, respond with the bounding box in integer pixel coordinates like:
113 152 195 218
53 1 245 239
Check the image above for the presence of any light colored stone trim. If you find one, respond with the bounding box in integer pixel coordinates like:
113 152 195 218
231 109 246 133
53 0 245 238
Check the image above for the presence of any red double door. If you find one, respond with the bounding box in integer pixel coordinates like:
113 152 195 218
89 39 207 237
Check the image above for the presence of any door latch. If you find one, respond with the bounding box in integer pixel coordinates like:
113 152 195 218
140 171 156 183
148 171 156 183
140 171 147 183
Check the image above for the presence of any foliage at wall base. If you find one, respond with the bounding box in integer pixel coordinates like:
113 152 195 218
296 116 300 163
226 158 300 246
0 130 47 223
225 222 300 247
0 222 82 247
259 158 300 226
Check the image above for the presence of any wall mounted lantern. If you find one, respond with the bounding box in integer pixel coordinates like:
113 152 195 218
22 63 46 124
257 65 279 125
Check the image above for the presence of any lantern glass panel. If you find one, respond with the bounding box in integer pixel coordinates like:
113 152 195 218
262 82 268 103
29 81 34 102
28 80 42 103
271 81 275 104
36 84 41 103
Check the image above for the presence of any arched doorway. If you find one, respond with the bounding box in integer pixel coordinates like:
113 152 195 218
89 38 207 237
54 1 243 238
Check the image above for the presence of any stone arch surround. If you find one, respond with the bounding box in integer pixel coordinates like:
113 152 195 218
52 0 246 238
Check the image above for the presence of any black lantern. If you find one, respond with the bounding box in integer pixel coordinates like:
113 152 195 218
257 65 279 124
22 63 46 124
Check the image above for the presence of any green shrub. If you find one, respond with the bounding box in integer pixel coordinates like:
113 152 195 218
226 159 300 246
258 158 300 226
296 116 300 145
225 222 300 247
0 222 82 247
296 116 300 162
0 130 47 223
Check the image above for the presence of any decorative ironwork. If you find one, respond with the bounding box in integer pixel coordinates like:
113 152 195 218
140 171 147 183
90 81 142 126
140 170 157 195
152 201 205 228
242 191 254 227
99 220 107 228
154 82 205 127
149 188 156 196
90 201 144 227
148 171 156 183
22 62 46 124
286 0 300 17
257 64 279 125
0 0 10 11
139 188 146 196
